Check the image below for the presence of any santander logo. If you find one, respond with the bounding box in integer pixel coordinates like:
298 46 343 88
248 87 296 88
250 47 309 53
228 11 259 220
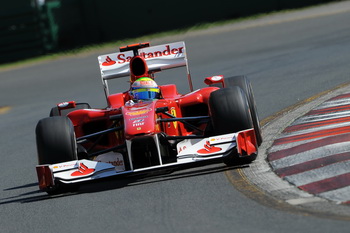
197 141 222 154
117 45 184 64
71 163 95 177
102 56 116 66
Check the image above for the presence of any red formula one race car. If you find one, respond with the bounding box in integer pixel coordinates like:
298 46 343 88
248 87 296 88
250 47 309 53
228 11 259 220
35 41 262 194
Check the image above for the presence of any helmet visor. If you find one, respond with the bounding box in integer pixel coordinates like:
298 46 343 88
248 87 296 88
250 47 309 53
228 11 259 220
133 88 160 100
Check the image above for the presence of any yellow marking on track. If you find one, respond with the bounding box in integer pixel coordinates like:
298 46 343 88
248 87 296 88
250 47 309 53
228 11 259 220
0 106 11 114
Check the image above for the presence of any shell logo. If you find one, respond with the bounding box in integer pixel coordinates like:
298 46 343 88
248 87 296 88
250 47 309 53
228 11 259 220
126 108 151 116
170 107 177 129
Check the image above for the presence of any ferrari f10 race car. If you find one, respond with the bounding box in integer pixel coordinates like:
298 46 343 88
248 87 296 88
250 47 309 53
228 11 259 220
35 41 262 194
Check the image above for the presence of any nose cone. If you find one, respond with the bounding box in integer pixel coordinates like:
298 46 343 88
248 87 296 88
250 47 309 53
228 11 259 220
123 101 156 139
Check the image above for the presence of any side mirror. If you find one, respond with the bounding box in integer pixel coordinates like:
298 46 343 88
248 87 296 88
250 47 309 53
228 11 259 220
204 75 225 88
57 101 76 110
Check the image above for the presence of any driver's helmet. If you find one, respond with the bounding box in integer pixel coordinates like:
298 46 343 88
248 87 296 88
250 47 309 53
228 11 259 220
130 77 160 100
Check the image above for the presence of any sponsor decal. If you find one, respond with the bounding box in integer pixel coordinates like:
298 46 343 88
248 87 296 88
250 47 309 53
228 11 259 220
53 163 76 170
155 121 160 131
129 115 148 121
197 141 222 154
105 159 124 167
132 118 145 127
96 158 124 167
210 136 233 142
71 163 95 177
117 45 184 64
176 138 201 154
133 119 144 124
94 153 125 171
178 145 187 153
170 107 178 129
102 56 116 66
132 80 155 88
126 108 151 116
116 54 132 64
128 105 150 111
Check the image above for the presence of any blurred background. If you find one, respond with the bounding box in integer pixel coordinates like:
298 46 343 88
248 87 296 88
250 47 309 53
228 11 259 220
1 0 335 65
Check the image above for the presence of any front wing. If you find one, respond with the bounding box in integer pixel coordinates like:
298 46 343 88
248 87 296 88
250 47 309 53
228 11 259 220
36 129 257 191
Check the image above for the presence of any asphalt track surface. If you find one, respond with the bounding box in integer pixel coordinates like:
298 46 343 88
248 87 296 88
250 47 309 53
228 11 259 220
1 1 350 232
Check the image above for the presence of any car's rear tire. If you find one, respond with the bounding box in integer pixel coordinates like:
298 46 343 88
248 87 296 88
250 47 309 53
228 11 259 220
224 75 262 146
36 116 78 165
209 86 256 165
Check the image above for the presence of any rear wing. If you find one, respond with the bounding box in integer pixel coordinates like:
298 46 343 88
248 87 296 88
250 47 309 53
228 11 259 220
97 41 192 96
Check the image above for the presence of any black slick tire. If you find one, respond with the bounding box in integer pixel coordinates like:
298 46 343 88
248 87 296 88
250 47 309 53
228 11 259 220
224 75 262 146
209 86 256 165
209 86 253 134
36 116 78 165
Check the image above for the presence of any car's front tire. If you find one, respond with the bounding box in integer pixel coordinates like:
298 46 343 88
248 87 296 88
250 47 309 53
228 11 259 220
209 86 256 165
36 116 78 165
223 75 262 146
210 86 253 134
